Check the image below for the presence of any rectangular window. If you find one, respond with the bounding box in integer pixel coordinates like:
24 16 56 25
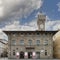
36 40 40 46
28 40 32 45
13 51 15 55
12 40 16 45
20 40 24 45
45 50 47 56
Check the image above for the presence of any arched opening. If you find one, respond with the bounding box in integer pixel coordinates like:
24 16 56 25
20 51 24 59
36 52 40 59
28 52 32 59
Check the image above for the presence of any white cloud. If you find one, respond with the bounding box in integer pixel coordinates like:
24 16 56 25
0 0 43 24
2 20 38 31
1 18 60 31
0 7 3 17
46 16 50 20
57 2 60 11
46 20 60 31
52 21 60 30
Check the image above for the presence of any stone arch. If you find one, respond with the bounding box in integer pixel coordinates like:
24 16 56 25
20 51 24 59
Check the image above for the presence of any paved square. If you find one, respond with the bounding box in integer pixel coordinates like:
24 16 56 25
0 58 60 60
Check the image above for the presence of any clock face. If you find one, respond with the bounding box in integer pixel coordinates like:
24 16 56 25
40 24 44 29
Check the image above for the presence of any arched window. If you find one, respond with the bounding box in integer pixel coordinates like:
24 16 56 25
20 40 24 45
44 40 48 45
36 40 40 46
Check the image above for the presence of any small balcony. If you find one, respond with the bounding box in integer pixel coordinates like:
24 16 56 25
25 45 35 49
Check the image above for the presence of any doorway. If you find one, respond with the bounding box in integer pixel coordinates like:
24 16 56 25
36 52 40 59
28 52 32 59
20 51 24 59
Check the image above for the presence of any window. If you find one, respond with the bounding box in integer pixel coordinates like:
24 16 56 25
37 32 40 35
44 40 48 45
21 33 23 35
12 40 16 45
13 51 15 55
13 34 16 36
36 40 40 46
20 40 24 45
45 50 47 56
28 40 32 45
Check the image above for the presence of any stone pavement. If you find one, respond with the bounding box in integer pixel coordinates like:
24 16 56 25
0 58 60 60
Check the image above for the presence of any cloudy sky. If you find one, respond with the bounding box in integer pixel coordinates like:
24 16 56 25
0 0 60 31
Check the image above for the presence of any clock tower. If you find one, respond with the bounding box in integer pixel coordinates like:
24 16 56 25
37 13 46 31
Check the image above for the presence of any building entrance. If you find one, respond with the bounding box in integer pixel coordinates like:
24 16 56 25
20 51 24 59
36 52 40 59
28 52 32 59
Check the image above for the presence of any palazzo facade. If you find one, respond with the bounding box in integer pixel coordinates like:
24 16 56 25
4 13 57 59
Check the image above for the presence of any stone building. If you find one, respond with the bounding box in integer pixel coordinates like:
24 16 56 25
0 31 8 57
3 13 57 59
53 31 60 58
0 41 8 57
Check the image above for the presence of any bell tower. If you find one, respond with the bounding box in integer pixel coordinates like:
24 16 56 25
37 13 46 31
